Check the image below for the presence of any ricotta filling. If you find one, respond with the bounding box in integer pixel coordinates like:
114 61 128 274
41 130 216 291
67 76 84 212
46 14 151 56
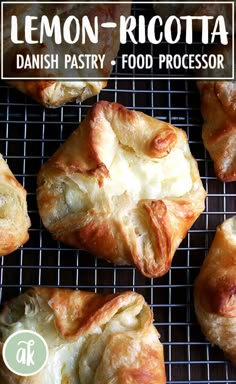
2 296 143 384
64 144 193 212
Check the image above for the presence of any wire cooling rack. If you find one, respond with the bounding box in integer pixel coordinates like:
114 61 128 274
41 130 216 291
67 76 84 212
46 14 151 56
1 3 236 384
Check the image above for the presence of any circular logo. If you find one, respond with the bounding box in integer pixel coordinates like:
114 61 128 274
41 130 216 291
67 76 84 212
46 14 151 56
2 330 48 376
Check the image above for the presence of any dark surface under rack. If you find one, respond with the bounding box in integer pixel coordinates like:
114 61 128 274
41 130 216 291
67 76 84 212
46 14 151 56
1 3 236 384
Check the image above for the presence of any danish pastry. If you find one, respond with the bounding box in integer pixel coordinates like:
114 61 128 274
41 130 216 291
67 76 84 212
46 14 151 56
0 154 30 256
197 42 235 181
4 2 130 107
0 287 166 383
37 101 206 278
194 217 236 364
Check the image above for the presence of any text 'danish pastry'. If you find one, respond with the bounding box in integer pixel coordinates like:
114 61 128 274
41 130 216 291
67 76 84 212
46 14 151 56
4 2 130 107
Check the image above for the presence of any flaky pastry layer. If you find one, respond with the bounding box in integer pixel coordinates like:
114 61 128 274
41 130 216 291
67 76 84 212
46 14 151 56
197 42 236 182
37 101 206 277
194 217 236 364
0 154 30 256
0 287 166 384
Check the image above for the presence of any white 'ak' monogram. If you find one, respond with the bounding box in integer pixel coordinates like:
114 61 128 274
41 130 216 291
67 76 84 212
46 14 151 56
16 340 35 366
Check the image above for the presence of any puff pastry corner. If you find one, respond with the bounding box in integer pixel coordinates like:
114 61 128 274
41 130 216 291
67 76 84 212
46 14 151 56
194 216 236 364
197 41 236 182
0 287 166 384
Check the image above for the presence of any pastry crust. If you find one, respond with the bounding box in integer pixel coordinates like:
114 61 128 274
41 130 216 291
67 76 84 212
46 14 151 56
194 217 236 364
198 79 236 182
197 42 236 182
0 287 166 384
8 80 107 108
37 101 206 277
4 2 130 107
0 154 30 256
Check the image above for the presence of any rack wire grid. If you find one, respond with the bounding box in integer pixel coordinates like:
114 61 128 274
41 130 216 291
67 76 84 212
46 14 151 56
0 2 236 384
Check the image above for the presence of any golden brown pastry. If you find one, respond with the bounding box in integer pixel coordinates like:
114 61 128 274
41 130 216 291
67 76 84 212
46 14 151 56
8 79 107 108
197 42 236 182
0 154 30 256
37 101 206 278
198 79 236 181
194 217 236 364
4 2 130 107
0 287 166 383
